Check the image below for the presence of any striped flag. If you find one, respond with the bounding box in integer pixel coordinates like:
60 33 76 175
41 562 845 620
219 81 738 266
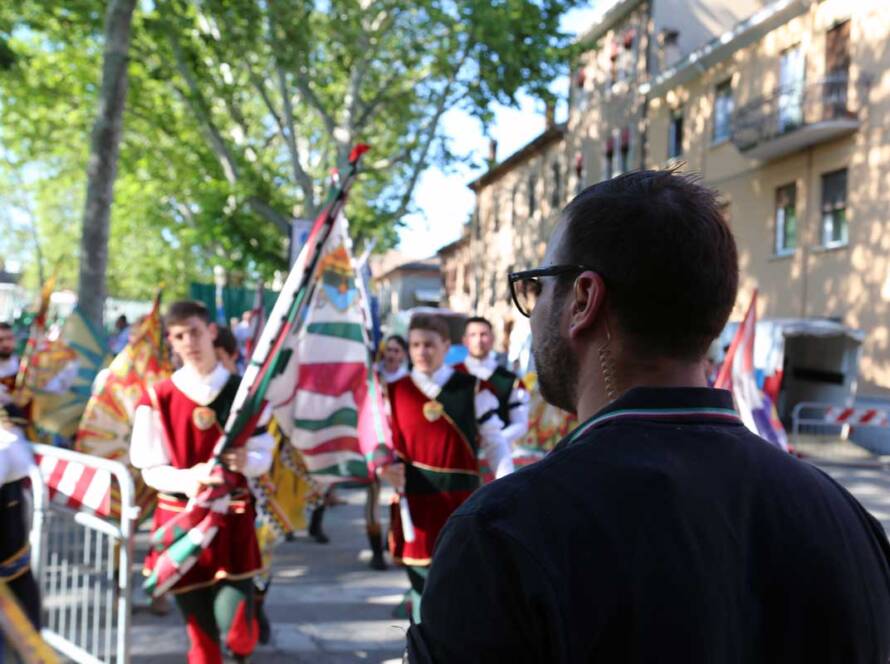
272 214 390 484
144 145 373 598
715 290 788 451
75 293 172 516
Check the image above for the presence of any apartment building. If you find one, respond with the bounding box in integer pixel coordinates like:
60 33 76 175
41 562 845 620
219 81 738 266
644 0 890 391
448 0 764 351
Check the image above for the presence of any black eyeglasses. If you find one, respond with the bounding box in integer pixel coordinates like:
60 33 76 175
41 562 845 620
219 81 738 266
508 265 598 317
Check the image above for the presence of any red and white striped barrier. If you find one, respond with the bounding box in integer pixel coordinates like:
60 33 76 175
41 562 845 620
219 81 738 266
34 451 116 518
824 407 890 427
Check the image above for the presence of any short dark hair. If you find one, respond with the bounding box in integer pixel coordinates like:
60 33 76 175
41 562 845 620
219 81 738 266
560 170 738 360
385 334 408 353
214 326 238 356
165 300 211 327
464 316 492 333
409 314 450 342
0 322 12 332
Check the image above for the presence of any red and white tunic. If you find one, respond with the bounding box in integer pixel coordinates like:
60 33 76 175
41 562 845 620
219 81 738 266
130 363 274 593
388 365 513 565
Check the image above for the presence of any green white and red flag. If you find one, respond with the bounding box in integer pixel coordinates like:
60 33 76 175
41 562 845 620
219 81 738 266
144 145 375 597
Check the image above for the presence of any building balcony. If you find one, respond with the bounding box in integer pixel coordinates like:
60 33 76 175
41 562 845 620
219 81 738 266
731 74 866 162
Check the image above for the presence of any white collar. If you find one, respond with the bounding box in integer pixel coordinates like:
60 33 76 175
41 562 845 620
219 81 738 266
379 363 408 384
171 362 231 406
410 364 454 400
464 352 497 380
0 356 18 379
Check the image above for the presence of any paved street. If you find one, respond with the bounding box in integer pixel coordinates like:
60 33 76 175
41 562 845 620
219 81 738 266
129 487 409 663
817 461 890 534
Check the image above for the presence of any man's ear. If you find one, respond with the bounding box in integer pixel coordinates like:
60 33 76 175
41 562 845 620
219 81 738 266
208 322 218 341
568 272 606 341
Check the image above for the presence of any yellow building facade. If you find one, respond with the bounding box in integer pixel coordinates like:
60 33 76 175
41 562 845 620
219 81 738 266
644 0 890 391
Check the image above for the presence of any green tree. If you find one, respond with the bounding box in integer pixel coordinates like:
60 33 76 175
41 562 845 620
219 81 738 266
1 0 581 302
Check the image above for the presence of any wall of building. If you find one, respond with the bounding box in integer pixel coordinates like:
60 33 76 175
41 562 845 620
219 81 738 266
468 136 568 349
645 0 890 391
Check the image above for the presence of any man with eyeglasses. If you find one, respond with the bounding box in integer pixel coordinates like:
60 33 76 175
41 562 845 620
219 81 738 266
406 170 890 663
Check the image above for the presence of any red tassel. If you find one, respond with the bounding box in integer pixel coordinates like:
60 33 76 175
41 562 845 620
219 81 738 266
348 143 371 163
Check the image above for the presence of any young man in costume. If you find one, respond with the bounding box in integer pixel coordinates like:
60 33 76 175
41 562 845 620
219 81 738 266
131 301 273 664
0 405 40 659
455 317 528 478
379 314 513 624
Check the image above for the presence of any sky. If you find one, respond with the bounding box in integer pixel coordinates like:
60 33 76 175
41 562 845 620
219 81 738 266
397 4 601 258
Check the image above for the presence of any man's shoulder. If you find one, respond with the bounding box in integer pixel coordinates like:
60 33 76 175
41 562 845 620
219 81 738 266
451 446 581 525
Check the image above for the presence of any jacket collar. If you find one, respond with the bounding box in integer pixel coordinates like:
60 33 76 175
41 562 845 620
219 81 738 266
567 386 740 445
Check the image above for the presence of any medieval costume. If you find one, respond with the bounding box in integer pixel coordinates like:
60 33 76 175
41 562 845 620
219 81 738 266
131 363 273 664
387 365 513 623
0 407 40 658
456 351 529 480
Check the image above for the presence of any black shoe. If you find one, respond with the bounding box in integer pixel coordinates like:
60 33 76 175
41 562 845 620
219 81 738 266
308 506 329 544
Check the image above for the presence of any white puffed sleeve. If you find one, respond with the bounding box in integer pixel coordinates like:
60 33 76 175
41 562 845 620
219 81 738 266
0 425 34 485
475 389 514 479
502 383 530 446
241 404 275 478
130 403 203 495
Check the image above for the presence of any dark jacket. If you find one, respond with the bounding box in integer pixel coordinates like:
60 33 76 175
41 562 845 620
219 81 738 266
408 387 890 663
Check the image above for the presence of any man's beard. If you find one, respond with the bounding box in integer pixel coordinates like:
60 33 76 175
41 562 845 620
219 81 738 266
0 351 12 361
531 312 578 414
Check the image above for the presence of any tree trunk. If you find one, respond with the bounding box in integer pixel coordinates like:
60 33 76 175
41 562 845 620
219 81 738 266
77 0 137 329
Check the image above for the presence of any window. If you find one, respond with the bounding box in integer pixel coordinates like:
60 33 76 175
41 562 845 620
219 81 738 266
774 183 797 255
462 265 470 294
713 80 734 143
550 162 561 208
492 188 500 232
618 128 630 175
609 40 619 85
511 184 519 226
668 108 684 159
527 174 537 216
824 21 850 119
821 169 848 247
778 45 805 133
473 207 481 239
574 152 584 195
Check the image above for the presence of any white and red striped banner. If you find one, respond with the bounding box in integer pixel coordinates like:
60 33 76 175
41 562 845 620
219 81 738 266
34 452 117 518
825 407 890 427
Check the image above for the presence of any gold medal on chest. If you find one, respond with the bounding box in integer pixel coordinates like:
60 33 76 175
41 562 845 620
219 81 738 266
192 406 217 431
422 400 444 422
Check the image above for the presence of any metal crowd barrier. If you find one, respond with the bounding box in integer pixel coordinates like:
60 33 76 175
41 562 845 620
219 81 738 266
791 402 890 466
29 444 139 664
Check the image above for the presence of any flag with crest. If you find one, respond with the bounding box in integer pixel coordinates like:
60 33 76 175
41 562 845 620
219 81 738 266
75 293 172 516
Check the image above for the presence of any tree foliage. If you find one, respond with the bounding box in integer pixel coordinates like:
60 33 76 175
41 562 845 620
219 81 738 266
0 0 580 300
